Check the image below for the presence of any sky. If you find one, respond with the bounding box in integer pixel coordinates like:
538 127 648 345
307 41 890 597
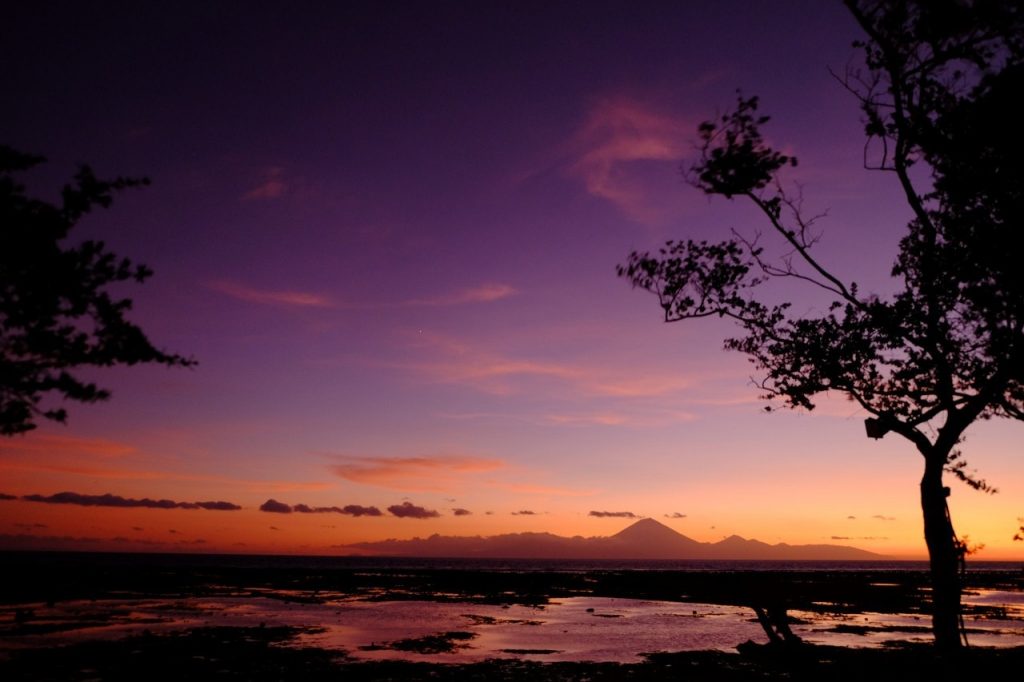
2 1 1022 559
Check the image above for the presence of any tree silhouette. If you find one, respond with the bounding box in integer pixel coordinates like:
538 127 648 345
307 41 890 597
619 0 1022 651
1 146 194 436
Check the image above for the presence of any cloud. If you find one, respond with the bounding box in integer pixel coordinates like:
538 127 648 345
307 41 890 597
242 167 288 201
330 455 504 492
452 508 472 516
259 499 384 516
340 504 383 517
847 515 857 520
831 536 888 541
872 515 896 521
14 523 47 530
511 510 537 516
0 493 15 501
388 501 440 519
568 97 692 224
589 510 638 518
260 499 293 513
208 280 334 308
193 501 241 510
404 283 517 306
664 512 687 519
21 492 241 510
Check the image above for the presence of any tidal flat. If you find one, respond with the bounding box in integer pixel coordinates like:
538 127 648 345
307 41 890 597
1 552 1022 680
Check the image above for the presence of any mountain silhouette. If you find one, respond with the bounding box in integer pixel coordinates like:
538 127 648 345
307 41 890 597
345 518 882 559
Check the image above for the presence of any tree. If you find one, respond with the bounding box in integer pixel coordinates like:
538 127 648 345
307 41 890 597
1 145 194 436
618 0 1023 651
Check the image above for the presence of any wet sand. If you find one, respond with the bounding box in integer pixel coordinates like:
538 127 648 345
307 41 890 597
1 552 1022 680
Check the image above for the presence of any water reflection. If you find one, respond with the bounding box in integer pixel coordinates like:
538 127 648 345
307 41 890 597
2 594 1022 663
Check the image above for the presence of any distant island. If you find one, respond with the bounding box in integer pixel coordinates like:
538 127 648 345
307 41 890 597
345 518 883 560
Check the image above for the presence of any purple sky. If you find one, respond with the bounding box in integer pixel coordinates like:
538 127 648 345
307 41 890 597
3 2 1021 557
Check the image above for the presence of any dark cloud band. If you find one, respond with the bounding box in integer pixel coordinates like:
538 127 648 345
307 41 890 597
388 501 440 519
22 492 240 510
259 499 383 516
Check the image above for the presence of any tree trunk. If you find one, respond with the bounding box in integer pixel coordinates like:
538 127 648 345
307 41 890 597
920 452 962 650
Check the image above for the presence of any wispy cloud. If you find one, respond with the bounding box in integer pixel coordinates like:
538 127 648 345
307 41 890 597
242 167 289 201
665 512 687 519
568 97 692 224
208 280 335 308
21 491 241 510
208 280 515 310
872 515 896 521
543 408 696 427
493 482 599 497
327 452 596 498
589 510 638 518
403 283 517 306
406 331 691 400
330 455 504 492
452 507 472 516
0 436 331 492
0 434 137 459
388 501 440 519
0 459 170 480
0 434 164 481
511 510 538 516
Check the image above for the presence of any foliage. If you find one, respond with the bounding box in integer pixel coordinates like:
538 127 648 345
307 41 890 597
0 145 193 435
619 0 1023 480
